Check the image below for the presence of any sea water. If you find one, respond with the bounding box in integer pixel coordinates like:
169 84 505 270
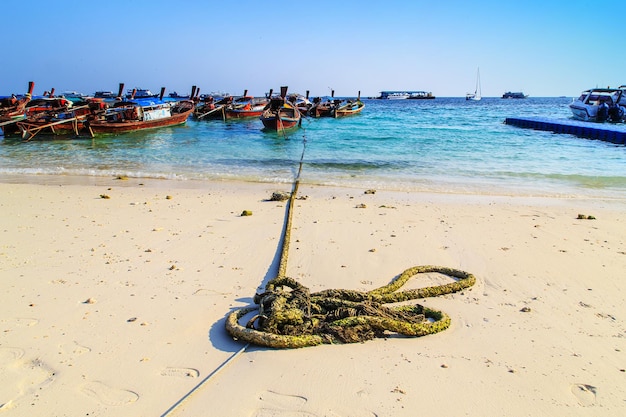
1 97 625 198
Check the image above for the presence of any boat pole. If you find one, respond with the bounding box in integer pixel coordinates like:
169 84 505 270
196 105 224 120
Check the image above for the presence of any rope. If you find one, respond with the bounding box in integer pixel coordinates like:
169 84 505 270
159 125 310 416
225 122 477 348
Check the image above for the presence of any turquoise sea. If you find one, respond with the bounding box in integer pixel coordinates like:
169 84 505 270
1 97 625 198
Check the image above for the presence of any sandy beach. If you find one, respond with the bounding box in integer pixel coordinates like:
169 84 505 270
1 175 624 416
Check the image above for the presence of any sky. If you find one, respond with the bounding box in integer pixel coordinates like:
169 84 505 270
2 1 624 98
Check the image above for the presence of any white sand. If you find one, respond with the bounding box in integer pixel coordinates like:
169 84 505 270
1 176 624 416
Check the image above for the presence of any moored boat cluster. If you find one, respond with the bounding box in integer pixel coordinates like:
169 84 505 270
195 86 364 131
0 82 364 140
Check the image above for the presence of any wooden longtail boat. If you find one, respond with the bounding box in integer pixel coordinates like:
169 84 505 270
194 95 232 120
0 81 34 119
86 97 194 135
260 87 301 132
309 90 338 118
7 88 89 139
85 85 195 135
288 91 312 116
0 82 35 134
16 101 93 140
309 98 338 118
224 90 268 119
334 91 365 118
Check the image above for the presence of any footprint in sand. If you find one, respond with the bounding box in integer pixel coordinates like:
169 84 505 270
160 367 199 378
253 389 379 417
59 341 91 357
0 347 24 363
81 381 139 406
1 317 39 331
0 348 55 410
254 410 319 417
253 390 316 417
571 383 597 407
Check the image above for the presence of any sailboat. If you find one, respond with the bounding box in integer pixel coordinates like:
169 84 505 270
466 67 482 101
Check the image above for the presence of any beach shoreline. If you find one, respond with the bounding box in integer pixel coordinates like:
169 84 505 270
1 174 624 416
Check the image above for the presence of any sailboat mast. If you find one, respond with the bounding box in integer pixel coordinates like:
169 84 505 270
476 67 480 95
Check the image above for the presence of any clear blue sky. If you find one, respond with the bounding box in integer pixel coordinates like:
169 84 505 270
2 1 623 98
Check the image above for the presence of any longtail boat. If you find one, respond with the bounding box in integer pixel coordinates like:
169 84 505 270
260 86 301 132
194 95 232 120
288 91 312 116
334 91 365 118
0 82 35 133
86 92 194 135
8 87 91 139
309 90 338 118
14 95 104 140
224 90 268 119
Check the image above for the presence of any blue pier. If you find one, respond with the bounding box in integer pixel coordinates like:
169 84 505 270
505 116 626 145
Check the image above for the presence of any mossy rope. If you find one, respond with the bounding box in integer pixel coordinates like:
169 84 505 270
225 126 476 348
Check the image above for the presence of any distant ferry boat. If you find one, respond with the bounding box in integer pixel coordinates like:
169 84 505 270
378 91 435 100
382 92 410 100
94 91 116 99
125 88 159 99
502 91 528 99
408 91 435 99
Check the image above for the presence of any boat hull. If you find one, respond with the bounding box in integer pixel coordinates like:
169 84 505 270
224 107 265 119
569 104 594 121
260 115 299 130
309 104 334 118
16 118 85 137
334 102 365 118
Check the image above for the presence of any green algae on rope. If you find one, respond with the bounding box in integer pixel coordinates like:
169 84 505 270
225 265 476 349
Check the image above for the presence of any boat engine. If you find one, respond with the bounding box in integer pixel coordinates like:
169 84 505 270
608 104 624 123
597 102 609 122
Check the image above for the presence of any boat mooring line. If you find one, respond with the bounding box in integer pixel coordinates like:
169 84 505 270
160 125 309 416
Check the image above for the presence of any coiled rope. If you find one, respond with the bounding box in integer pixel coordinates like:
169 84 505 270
225 121 476 348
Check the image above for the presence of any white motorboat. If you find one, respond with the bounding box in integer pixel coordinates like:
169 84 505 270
569 86 626 122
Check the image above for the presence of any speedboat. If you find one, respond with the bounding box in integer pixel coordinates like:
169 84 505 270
569 87 625 122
